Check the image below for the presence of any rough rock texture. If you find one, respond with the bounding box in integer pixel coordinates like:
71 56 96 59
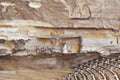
0 53 99 70
0 27 120 55
0 0 119 55
0 0 119 29
0 69 72 80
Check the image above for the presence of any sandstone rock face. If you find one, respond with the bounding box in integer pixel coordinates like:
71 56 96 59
0 0 119 56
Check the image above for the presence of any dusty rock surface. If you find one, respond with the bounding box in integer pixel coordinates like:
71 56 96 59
0 69 72 80
0 0 119 29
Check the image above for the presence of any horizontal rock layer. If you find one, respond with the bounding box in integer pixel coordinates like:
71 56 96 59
0 26 120 55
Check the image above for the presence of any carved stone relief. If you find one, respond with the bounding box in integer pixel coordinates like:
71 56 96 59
36 37 81 54
69 0 91 19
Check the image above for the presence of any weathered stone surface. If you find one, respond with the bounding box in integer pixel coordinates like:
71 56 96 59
0 0 119 56
0 53 99 70
0 49 7 54
0 1 120 80
11 39 26 53
0 0 119 29
0 26 119 55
